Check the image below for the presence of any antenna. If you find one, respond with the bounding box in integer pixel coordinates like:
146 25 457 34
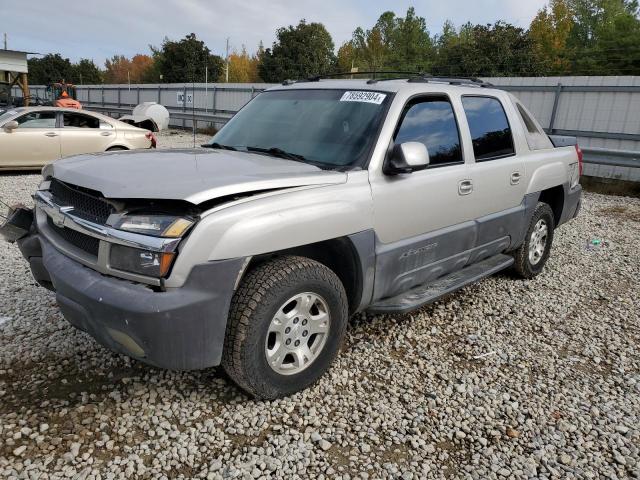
3 33 7 50
225 37 230 83
191 51 196 148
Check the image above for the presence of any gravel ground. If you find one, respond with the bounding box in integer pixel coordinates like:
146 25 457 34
0 146 639 479
155 129 211 149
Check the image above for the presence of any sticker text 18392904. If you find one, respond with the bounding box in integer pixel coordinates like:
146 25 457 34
339 91 387 105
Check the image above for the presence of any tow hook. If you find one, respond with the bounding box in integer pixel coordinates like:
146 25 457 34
0 200 34 243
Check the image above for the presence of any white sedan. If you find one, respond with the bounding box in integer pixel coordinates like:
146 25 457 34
0 107 156 170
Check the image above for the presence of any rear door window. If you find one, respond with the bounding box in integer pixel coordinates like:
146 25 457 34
461 96 515 161
394 97 463 167
63 112 100 129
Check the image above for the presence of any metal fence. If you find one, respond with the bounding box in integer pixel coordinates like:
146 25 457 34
486 76 640 182
13 76 640 182
18 82 272 129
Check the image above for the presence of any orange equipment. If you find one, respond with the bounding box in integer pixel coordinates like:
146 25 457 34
48 82 82 109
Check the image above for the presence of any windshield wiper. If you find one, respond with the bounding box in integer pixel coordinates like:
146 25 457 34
205 144 331 169
201 142 237 151
245 146 310 163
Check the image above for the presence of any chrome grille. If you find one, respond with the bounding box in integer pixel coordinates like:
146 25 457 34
47 216 100 258
49 179 113 224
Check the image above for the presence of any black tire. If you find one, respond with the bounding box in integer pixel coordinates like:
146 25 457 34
222 255 349 399
513 202 555 279
106 146 128 151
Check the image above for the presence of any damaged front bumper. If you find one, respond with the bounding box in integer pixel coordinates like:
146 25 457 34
11 210 245 370
0 204 34 243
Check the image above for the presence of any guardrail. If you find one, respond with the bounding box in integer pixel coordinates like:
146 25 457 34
581 147 640 183
87 104 233 127
582 147 640 169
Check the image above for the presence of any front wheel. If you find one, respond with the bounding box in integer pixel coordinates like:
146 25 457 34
512 202 555 279
222 256 348 399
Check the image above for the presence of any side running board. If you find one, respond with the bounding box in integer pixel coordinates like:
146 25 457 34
368 254 514 314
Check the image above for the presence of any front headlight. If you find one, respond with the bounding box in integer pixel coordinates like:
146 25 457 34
114 214 194 238
109 244 175 278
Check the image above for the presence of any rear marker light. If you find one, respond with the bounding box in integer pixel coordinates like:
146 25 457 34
145 131 157 148
575 144 583 177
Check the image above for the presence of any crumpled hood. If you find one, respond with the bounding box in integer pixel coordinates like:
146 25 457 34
48 148 347 204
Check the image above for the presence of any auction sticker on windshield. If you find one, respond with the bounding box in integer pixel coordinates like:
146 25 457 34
340 91 386 104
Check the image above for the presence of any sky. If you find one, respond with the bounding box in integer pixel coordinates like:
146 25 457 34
1 0 547 65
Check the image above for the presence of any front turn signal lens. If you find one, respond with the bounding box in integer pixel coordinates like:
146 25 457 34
158 252 175 277
110 244 176 278
163 218 194 238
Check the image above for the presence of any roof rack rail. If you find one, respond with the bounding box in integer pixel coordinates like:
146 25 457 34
281 71 494 88
305 71 422 82
407 75 493 88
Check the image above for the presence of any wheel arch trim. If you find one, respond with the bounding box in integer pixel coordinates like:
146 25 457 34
238 230 376 314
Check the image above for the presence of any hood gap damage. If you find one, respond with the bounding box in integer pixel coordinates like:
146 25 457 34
45 178 295 218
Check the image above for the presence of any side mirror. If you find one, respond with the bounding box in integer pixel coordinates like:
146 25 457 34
383 142 430 175
3 120 18 132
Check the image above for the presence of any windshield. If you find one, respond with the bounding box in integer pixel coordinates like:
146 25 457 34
208 89 390 168
0 109 20 125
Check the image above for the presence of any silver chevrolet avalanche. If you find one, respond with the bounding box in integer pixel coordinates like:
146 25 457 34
3 76 582 399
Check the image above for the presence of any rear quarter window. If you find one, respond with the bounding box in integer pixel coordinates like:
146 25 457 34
512 99 553 151
461 96 515 161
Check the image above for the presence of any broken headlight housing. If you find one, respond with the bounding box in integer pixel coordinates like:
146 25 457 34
110 214 195 277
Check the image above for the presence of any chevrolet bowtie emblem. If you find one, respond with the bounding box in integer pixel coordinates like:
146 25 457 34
50 206 74 227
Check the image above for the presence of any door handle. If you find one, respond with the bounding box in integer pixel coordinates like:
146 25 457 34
100 131 113 136
44 132 58 137
458 179 473 195
510 171 522 185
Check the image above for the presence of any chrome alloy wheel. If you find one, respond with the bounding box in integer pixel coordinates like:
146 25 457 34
528 219 548 265
265 292 331 375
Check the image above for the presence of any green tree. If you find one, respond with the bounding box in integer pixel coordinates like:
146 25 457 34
431 20 461 75
351 26 388 72
529 0 574 74
567 0 640 74
72 59 103 85
27 54 74 85
348 8 434 74
432 21 539 76
258 20 336 82
388 7 434 71
153 33 224 83
591 1 640 74
336 41 357 72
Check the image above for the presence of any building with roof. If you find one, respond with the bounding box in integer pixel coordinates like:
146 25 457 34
0 49 35 106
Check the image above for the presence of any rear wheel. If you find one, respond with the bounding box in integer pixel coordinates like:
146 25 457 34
513 202 555 279
222 256 348 399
